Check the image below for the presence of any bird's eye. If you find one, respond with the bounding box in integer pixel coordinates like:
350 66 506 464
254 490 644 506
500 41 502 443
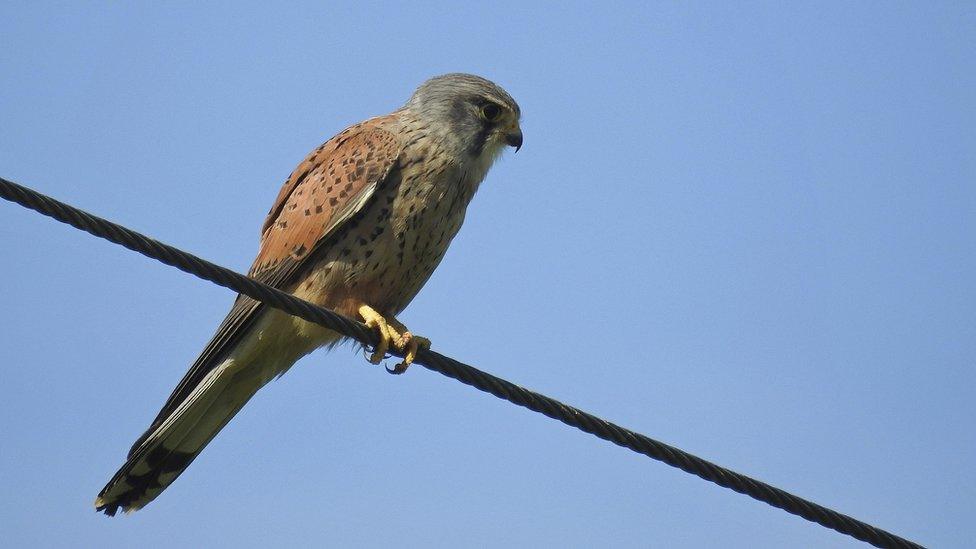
481 103 502 122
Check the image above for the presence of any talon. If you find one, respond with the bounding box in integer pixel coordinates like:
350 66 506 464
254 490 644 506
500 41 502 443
358 305 391 365
389 332 430 374
403 333 430 367
359 306 430 374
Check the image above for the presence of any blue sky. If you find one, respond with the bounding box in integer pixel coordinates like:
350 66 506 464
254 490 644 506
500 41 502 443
1 2 973 547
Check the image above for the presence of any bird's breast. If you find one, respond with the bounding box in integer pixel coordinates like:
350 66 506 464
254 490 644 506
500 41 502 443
298 151 480 317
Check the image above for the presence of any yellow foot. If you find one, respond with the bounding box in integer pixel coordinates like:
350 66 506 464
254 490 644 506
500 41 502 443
386 317 431 374
358 305 394 365
357 305 431 374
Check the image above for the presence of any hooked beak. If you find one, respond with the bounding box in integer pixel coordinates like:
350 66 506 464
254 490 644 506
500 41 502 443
504 128 523 152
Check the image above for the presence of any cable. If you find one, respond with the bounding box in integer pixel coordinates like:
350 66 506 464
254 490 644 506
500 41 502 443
0 176 924 549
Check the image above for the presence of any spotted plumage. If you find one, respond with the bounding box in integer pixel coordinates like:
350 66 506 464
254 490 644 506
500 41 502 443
95 73 522 515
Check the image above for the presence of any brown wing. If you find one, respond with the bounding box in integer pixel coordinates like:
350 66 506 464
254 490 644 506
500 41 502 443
249 118 400 287
128 118 401 455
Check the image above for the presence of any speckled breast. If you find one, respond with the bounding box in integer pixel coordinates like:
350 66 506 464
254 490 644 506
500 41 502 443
303 143 479 317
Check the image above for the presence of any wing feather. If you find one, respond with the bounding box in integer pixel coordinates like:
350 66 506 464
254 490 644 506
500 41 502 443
127 118 401 455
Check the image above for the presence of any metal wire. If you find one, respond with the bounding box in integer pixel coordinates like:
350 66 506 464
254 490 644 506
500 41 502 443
0 176 924 549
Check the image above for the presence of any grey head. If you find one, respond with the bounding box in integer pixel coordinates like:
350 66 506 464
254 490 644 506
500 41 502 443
404 73 522 161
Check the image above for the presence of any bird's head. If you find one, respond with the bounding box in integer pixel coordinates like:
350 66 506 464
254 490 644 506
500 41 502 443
404 73 522 165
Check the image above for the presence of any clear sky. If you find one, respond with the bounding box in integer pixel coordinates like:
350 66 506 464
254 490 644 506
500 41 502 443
1 2 973 547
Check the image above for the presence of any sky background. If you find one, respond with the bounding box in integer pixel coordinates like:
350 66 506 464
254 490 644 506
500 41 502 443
1 2 973 548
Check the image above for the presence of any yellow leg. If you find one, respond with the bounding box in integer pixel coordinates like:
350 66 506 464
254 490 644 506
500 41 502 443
358 305 393 365
357 305 430 374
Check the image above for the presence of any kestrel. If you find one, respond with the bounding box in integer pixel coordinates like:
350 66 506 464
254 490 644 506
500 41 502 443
95 73 522 515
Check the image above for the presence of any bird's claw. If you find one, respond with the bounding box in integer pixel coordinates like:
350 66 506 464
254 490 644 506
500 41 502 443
359 305 392 365
358 305 430 374
386 332 431 374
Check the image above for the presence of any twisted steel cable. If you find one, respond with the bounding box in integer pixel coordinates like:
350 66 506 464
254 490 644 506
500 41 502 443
0 176 924 549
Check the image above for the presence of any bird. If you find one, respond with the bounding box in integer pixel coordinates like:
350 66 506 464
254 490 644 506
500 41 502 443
95 73 523 516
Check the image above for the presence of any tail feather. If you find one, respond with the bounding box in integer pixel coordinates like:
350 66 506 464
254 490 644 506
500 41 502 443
96 309 335 515
95 360 264 515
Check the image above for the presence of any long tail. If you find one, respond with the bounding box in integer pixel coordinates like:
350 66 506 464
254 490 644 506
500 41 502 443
95 307 332 515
